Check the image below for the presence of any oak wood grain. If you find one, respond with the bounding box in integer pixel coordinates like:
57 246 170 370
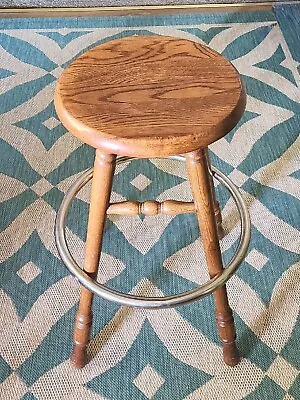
71 151 116 368
185 148 240 366
55 35 246 158
205 148 225 239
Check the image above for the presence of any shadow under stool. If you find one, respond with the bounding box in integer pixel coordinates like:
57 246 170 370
54 36 251 369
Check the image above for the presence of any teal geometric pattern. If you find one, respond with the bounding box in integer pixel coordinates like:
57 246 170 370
0 9 299 400
86 321 213 399
0 68 16 79
254 44 298 85
14 101 67 150
37 31 93 48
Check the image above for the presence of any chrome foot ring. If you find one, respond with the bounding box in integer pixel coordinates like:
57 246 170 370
55 156 251 309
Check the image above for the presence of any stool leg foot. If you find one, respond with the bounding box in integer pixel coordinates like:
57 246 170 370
186 148 240 367
215 289 240 366
71 296 93 368
223 342 240 367
71 344 87 369
71 151 116 368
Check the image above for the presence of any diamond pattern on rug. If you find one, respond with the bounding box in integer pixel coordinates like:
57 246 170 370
245 248 269 271
130 173 152 191
85 321 212 400
30 178 53 197
133 364 165 399
16 262 41 284
42 116 61 130
13 101 67 150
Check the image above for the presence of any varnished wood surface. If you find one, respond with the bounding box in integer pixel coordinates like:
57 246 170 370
205 148 225 239
55 36 246 157
107 199 195 216
107 199 225 239
71 151 116 368
185 148 240 366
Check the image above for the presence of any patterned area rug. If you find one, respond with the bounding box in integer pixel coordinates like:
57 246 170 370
0 9 300 400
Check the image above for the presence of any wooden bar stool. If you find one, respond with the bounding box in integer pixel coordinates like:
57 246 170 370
54 36 251 369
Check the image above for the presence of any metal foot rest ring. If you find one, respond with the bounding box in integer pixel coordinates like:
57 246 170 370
55 155 251 309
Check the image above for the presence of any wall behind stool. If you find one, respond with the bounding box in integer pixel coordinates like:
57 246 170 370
0 0 294 9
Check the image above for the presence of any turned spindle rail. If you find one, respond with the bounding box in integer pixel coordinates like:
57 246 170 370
107 200 195 216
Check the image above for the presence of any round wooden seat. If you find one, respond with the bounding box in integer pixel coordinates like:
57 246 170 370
54 36 246 158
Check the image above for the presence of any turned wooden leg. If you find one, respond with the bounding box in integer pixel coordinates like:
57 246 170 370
205 149 225 240
71 151 116 368
186 148 240 367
